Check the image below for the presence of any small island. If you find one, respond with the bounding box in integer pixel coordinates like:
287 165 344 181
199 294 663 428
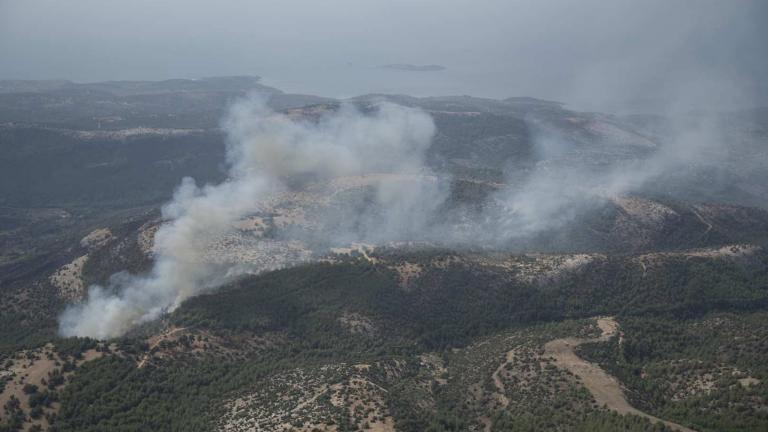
379 63 446 72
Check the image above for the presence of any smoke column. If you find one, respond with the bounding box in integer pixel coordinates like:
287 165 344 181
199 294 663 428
59 95 733 339
59 98 438 339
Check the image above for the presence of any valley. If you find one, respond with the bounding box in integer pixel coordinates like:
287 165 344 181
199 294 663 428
0 77 767 431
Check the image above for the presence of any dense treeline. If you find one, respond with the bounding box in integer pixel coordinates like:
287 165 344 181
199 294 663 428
175 251 768 349
40 250 768 431
580 312 768 432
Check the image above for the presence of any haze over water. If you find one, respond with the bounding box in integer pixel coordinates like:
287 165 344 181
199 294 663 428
2 0 767 113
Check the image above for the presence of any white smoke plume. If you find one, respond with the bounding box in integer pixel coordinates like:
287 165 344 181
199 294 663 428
59 97 439 339
59 94 739 339
491 112 731 239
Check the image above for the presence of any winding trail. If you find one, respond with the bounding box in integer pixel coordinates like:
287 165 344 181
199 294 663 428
691 207 714 237
490 350 514 409
137 326 187 368
544 317 695 432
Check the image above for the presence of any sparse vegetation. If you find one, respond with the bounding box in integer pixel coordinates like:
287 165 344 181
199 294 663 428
33 249 768 431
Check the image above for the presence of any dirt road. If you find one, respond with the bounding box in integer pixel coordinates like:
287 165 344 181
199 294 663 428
137 326 187 368
544 317 696 432
490 349 514 409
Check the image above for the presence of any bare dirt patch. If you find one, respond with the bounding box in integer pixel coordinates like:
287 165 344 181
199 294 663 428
469 253 602 284
544 317 695 432
73 127 206 140
636 244 761 276
219 364 394 432
338 312 376 337
489 349 515 409
390 262 423 289
137 220 161 257
137 326 282 368
419 353 448 386
612 196 678 225
329 376 394 432
80 228 114 249
137 327 188 368
739 377 760 388
50 254 89 301
328 243 378 264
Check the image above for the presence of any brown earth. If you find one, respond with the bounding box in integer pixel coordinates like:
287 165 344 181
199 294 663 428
0 345 104 431
544 317 696 432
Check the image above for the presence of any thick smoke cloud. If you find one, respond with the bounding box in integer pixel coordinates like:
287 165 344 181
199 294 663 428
59 98 439 339
60 93 738 339
59 177 271 338
492 113 730 239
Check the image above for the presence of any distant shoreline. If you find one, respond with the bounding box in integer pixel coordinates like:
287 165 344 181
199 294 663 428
379 64 446 72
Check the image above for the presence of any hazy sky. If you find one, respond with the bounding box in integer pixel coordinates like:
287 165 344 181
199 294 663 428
1 0 766 111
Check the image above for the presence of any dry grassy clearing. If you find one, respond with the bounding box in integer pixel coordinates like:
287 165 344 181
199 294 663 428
0 345 103 431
